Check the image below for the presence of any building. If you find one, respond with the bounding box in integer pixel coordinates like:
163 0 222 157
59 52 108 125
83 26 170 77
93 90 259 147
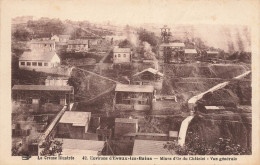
159 42 185 57
57 111 91 139
132 140 173 155
12 85 74 108
19 51 60 70
132 68 163 90
206 51 219 61
55 138 105 155
51 35 71 43
184 49 198 62
45 77 69 86
114 118 138 137
113 47 132 64
114 84 154 111
30 39 56 52
67 39 89 52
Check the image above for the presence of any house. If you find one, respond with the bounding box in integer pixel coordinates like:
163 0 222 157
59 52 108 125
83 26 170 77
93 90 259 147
51 35 71 43
113 46 132 64
19 51 60 70
12 85 74 108
45 76 69 86
55 138 105 155
114 84 154 111
132 140 173 155
114 118 138 137
132 68 163 90
184 49 197 61
30 39 55 52
57 111 91 139
67 39 89 52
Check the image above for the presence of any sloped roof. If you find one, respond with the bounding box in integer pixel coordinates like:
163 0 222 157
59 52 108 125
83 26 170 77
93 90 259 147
19 51 57 61
115 118 138 124
67 39 88 44
59 111 91 126
160 42 185 47
115 84 154 93
206 51 219 54
59 35 70 39
185 49 197 54
133 68 163 77
55 138 104 155
12 85 73 91
132 140 173 155
113 47 131 53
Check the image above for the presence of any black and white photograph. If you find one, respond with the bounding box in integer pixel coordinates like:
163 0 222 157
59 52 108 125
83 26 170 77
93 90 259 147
1 0 259 164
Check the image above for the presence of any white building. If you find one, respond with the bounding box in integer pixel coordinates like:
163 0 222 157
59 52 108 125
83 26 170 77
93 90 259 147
67 39 89 52
51 35 71 43
30 39 56 52
19 51 60 69
113 47 132 64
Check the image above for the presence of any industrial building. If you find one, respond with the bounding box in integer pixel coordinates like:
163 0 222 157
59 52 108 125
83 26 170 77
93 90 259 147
114 118 138 137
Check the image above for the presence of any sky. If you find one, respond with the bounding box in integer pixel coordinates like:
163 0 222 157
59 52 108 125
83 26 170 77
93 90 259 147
4 0 259 26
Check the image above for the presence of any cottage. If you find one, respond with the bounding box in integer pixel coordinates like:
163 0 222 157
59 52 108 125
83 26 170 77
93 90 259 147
184 49 198 61
12 85 74 108
114 84 154 111
30 39 55 52
114 118 138 137
67 39 89 52
55 138 105 155
51 35 71 43
45 77 69 86
113 47 132 64
132 68 163 90
19 51 60 70
57 111 91 139
132 140 173 155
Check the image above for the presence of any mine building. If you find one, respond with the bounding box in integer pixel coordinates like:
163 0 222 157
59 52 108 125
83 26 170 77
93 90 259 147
66 39 89 52
113 46 132 64
30 39 56 52
51 34 71 43
19 51 61 70
159 42 185 63
56 111 91 139
45 76 69 86
55 138 105 155
205 51 219 61
114 118 138 137
132 68 163 90
132 140 172 155
12 85 74 110
114 84 154 111
184 49 198 62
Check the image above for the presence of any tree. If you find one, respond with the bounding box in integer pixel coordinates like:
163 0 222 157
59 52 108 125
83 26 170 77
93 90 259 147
138 29 158 46
164 131 250 155
118 39 133 48
67 76 81 94
39 139 63 156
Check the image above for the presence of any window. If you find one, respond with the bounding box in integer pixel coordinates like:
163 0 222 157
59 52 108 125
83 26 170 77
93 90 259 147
32 62 37 66
38 62 42 66
44 63 48 66
115 55 117 58
124 54 126 57
20 62 25 65
118 54 121 57
27 62 31 66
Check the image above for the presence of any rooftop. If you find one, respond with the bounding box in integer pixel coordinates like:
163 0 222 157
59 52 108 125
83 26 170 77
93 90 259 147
160 42 185 47
12 85 73 92
19 51 57 61
206 51 219 54
115 118 138 124
55 138 104 155
113 47 131 53
115 84 154 93
132 140 173 155
204 106 225 110
133 68 163 77
59 111 91 126
185 49 197 54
